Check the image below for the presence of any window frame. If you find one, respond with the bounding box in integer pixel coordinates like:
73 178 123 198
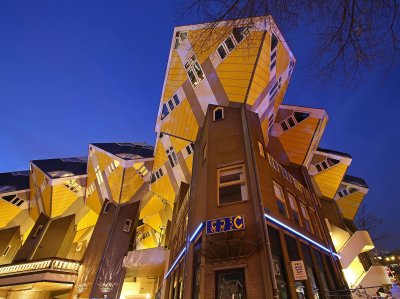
213 107 224 121
273 181 289 218
288 193 302 227
123 219 133 233
184 55 205 88
300 203 313 233
217 164 247 206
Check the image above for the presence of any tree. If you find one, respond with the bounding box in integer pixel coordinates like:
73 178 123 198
180 0 400 82
355 203 388 244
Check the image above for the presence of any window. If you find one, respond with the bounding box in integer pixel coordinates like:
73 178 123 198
288 193 302 226
232 27 249 43
258 141 265 158
218 165 247 205
123 219 132 232
268 111 274 136
2 245 11 257
174 31 187 49
213 107 224 121
271 33 278 51
280 111 310 132
273 182 289 218
33 225 43 238
337 188 349 198
184 55 205 87
95 165 104 185
309 210 322 238
103 201 111 213
300 204 313 233
216 268 246 299
268 77 281 102
203 144 207 162
166 146 179 168
314 158 340 173
217 27 250 61
160 93 181 120
270 33 278 71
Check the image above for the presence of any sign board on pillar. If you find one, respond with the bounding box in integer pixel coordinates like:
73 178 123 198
291 260 307 280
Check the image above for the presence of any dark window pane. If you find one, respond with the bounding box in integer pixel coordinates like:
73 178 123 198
194 63 205 80
327 158 339 166
293 212 301 226
214 108 223 120
219 184 242 204
316 164 322 172
305 220 312 232
232 27 248 43
173 94 180 105
161 104 169 120
277 200 287 217
217 45 227 59
280 122 288 131
168 99 174 111
271 50 277 60
220 172 241 184
293 112 309 123
271 33 278 50
287 117 295 127
225 37 235 51
321 161 328 169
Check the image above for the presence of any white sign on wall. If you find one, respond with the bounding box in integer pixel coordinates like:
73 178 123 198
291 260 308 281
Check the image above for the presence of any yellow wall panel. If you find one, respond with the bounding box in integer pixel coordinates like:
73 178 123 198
77 209 98 231
276 40 291 79
120 167 144 204
161 99 198 142
0 201 20 228
336 192 365 220
153 140 168 171
51 184 80 218
107 165 124 203
313 164 348 198
86 191 102 214
162 51 188 103
150 174 175 204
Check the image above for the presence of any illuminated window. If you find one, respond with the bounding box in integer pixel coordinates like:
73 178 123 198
123 219 132 232
273 182 289 218
185 55 205 87
213 107 224 121
300 204 313 233
288 193 302 226
258 141 265 158
280 112 310 132
218 165 247 205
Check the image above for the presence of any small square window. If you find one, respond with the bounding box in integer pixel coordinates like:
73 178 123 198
280 122 288 132
33 225 43 238
213 107 224 121
225 37 235 51
287 117 295 127
217 45 227 60
123 219 132 233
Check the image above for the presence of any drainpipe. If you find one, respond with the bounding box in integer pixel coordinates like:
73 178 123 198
241 106 279 299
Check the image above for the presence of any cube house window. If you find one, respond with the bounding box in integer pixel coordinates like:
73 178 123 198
218 165 247 205
213 107 224 121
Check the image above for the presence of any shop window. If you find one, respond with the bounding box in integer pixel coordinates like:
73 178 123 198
123 219 132 233
273 182 289 218
213 107 224 121
288 193 302 226
216 268 246 299
301 243 320 298
300 204 313 233
218 165 247 205
258 141 265 158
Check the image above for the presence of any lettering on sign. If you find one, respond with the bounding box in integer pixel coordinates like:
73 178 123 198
291 260 307 280
206 215 244 235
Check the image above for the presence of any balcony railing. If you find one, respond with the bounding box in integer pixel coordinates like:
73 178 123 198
0 258 80 277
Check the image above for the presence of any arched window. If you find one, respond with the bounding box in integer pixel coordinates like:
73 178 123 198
213 107 224 121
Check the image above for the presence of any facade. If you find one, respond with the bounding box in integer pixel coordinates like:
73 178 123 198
0 16 390 299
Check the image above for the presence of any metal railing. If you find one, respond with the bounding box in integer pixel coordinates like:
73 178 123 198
0 258 80 277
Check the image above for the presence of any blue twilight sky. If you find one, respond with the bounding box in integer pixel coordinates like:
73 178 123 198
0 1 399 249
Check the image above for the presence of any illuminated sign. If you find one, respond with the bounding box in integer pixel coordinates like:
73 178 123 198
291 260 307 280
206 215 244 235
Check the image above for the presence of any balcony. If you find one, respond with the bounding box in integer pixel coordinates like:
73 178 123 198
0 258 80 287
339 231 374 269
